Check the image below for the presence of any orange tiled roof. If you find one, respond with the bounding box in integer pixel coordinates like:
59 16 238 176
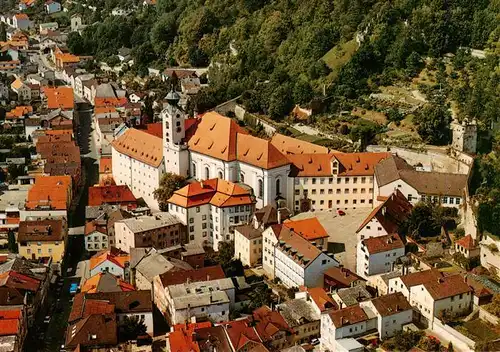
188 111 248 162
169 322 212 352
270 133 330 155
283 217 329 240
168 179 254 208
14 14 29 20
276 226 326 268
111 128 162 167
334 152 390 176
400 269 444 289
456 234 476 250
6 105 32 119
43 86 74 110
0 308 21 336
26 175 71 210
10 78 24 90
81 272 135 293
94 106 118 114
88 185 137 207
89 248 130 271
423 274 472 300
236 134 289 169
94 97 128 108
99 157 112 174
299 286 338 312
55 52 79 64
252 306 292 342
329 305 368 327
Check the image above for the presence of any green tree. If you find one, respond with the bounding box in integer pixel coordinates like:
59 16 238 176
153 173 187 211
268 85 293 120
119 315 147 341
293 79 314 106
400 203 442 239
217 240 234 268
7 230 17 253
413 103 451 145
248 284 272 310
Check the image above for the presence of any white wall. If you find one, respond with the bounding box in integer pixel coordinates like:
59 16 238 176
262 227 278 278
85 231 108 252
90 260 125 278
111 148 163 210
357 217 387 242
114 222 135 252
171 300 230 325
357 244 405 278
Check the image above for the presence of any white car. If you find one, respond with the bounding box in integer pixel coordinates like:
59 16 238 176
43 315 51 324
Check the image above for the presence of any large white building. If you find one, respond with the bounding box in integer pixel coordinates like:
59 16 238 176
111 128 164 209
388 270 472 324
262 217 330 280
374 155 468 209
167 178 255 250
288 152 389 212
274 225 338 288
356 233 405 278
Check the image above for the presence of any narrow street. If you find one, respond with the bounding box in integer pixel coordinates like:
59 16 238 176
23 103 96 351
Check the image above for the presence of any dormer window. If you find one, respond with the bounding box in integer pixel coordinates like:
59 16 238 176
332 160 339 175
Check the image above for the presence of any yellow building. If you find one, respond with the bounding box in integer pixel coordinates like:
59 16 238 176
17 219 66 263
234 224 263 267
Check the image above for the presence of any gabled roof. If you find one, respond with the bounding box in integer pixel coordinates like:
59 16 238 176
456 234 476 250
159 265 225 287
422 274 472 300
287 153 334 177
399 269 443 289
254 205 278 226
236 133 289 169
357 189 412 233
361 233 404 255
370 292 412 316
26 175 71 210
65 314 117 348
89 247 130 270
18 219 64 242
283 217 329 241
81 272 135 293
188 111 248 162
329 305 368 328
0 271 41 292
43 86 74 110
10 78 24 90
220 319 262 351
111 128 163 167
374 155 468 196
270 133 329 155
68 293 115 323
324 267 366 288
168 179 254 209
299 286 338 312
88 185 136 207
252 306 292 342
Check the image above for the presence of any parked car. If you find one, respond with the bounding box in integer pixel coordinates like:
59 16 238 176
337 209 346 216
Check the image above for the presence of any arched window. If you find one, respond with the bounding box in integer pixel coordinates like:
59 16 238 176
205 167 210 180
276 178 281 195
218 171 223 179
258 179 264 199
192 163 197 178
240 172 245 183
165 121 169 129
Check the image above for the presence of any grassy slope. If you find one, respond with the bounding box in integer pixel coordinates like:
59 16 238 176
321 39 359 78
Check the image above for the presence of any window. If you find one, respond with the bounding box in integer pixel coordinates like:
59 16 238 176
337 178 341 184
192 163 196 177
312 189 317 195
329 178 333 184
312 178 316 184
442 196 448 204
361 177 366 183
320 189 325 195
189 226 194 232
202 215 207 220
408 194 413 202
456 197 461 204
345 177 350 184
295 190 300 195
218 171 223 179
202 223 207 229
189 218 194 223
276 178 281 195
37 249 41 254
336 189 341 194
320 178 325 184
353 177 358 184
328 189 333 194
240 172 245 183
258 179 264 198
353 188 357 194
344 189 349 194
205 167 210 180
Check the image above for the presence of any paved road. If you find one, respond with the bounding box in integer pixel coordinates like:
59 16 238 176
24 103 97 351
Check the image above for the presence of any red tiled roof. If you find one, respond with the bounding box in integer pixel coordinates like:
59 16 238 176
88 185 137 207
329 305 368 328
400 269 444 289
168 179 254 209
159 265 225 287
111 128 163 168
144 123 162 138
0 319 19 336
252 306 292 343
370 292 412 316
357 189 412 233
219 319 261 351
89 248 130 270
169 322 212 352
0 271 41 292
283 217 328 241
324 267 366 288
456 234 476 250
361 233 404 254
422 274 472 300
299 286 338 312
43 86 74 110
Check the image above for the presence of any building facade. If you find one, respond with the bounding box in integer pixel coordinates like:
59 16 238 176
356 234 405 278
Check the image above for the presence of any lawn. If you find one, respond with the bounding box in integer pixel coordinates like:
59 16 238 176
322 39 359 77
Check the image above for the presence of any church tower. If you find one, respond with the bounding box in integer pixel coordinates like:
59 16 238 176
162 91 189 176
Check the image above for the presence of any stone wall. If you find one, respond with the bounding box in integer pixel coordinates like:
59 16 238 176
432 319 476 352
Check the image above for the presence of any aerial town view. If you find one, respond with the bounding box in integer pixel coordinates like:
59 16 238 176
0 0 499 351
